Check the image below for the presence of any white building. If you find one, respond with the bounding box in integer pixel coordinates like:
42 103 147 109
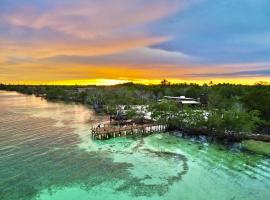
163 96 201 105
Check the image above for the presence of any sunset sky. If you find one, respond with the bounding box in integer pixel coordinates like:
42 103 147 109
0 0 270 85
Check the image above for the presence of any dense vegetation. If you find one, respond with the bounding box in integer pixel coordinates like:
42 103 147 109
242 140 270 156
1 81 270 135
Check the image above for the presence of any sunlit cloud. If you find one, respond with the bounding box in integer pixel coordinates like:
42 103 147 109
3 0 190 39
1 60 269 84
0 0 194 58
0 0 269 85
0 36 170 58
185 69 270 78
44 47 200 66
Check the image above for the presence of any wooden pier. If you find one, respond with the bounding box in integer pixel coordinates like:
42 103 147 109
91 123 167 140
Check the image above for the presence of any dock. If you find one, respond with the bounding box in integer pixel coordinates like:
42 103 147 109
91 123 167 140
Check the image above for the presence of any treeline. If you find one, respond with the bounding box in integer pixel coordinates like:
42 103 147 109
0 82 269 134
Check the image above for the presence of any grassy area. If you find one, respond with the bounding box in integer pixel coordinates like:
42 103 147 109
242 140 270 156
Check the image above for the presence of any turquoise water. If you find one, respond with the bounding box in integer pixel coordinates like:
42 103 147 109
0 91 269 200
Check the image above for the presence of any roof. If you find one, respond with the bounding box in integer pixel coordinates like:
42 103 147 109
180 100 201 105
164 96 195 100
163 96 201 105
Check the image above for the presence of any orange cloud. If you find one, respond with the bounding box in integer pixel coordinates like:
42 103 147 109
0 36 170 58
1 0 197 60
0 0 268 85
2 59 269 84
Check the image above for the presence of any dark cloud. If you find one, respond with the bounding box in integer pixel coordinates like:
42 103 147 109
186 69 270 78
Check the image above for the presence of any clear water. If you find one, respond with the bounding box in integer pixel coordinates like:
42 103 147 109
0 91 269 200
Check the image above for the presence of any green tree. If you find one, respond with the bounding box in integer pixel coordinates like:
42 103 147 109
149 100 180 124
207 108 261 134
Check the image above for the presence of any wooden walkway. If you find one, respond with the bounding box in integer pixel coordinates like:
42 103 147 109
91 123 166 140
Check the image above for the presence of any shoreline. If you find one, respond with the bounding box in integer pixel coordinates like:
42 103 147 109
172 127 270 142
1 89 270 144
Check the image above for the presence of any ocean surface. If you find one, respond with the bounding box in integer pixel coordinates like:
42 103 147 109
0 91 269 200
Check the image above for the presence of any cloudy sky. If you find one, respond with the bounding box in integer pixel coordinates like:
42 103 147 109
0 0 269 85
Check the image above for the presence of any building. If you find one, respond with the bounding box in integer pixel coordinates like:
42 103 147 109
163 96 201 106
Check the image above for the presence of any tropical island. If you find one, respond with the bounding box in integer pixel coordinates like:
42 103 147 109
1 81 270 156
1 0 270 199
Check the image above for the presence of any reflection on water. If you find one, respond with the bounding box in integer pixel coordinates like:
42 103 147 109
0 91 269 200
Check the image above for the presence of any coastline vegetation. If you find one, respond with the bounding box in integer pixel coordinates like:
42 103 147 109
242 140 270 156
1 81 270 140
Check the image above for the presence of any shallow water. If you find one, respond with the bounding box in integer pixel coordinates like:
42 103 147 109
0 91 269 200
